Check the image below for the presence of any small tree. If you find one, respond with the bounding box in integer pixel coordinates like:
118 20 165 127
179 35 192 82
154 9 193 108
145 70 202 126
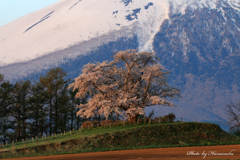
69 50 181 122
226 102 240 135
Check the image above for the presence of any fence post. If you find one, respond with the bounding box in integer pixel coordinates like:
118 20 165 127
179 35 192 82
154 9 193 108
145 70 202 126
36 136 38 142
12 140 14 147
73 128 74 132
110 123 111 128
32 137 34 143
55 133 56 137
70 130 71 135
159 118 160 123
61 132 62 137
45 135 46 140
22 139 24 144
64 130 65 136
1 142 3 149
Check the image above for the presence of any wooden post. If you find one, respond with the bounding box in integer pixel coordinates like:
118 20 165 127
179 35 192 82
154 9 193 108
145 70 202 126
55 133 56 137
1 142 3 149
42 136 43 141
123 121 125 126
70 130 71 135
32 137 34 143
22 139 24 144
88 125 89 129
110 123 111 128
97 124 99 128
64 130 65 135
149 118 151 124
45 135 46 140
73 128 74 132
12 140 14 146
61 132 62 137
36 136 37 142
159 117 160 123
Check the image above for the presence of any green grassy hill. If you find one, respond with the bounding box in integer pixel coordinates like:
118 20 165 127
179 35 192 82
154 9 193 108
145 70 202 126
0 122 239 159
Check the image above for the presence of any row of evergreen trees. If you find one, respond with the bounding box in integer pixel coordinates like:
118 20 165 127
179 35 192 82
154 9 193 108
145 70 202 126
0 67 92 144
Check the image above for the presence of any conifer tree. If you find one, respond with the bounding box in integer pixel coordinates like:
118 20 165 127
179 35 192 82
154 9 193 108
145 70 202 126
12 80 32 140
39 67 69 134
29 82 47 137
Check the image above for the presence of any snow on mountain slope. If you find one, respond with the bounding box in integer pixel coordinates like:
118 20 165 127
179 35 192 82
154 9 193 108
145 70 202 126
0 0 167 66
1 0 237 67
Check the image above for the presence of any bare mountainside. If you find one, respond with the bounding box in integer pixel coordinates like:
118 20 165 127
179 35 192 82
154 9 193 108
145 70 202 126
0 0 240 130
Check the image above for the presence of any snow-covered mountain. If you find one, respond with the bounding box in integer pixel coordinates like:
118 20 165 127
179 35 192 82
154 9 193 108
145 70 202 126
0 0 240 130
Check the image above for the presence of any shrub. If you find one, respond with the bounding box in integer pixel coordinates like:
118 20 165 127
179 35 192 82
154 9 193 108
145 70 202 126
165 113 176 122
100 120 114 127
155 116 167 123
154 113 176 123
137 118 144 124
144 117 150 123
92 121 100 127
113 120 123 126
154 117 161 123
81 121 95 129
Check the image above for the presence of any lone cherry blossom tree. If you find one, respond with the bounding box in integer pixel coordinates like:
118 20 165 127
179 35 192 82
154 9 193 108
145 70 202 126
69 49 181 122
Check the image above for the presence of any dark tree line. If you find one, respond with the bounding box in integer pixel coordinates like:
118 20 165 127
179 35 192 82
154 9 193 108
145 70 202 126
0 67 89 144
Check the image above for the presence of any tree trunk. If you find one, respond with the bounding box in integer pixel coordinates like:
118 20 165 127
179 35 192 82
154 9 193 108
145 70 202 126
54 92 58 134
49 98 52 136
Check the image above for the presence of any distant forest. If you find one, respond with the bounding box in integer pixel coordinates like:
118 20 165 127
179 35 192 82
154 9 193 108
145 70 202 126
0 67 106 145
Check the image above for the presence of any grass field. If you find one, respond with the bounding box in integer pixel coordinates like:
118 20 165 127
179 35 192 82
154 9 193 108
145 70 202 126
0 122 239 159
1 122 173 150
